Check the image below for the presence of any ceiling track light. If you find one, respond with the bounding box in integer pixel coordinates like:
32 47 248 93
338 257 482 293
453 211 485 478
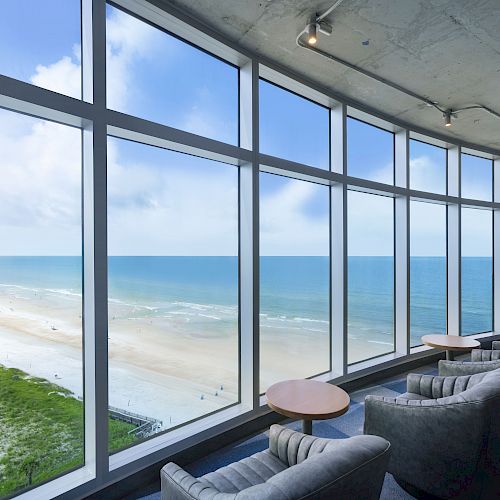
307 22 318 45
300 15 333 46
443 110 453 127
296 2 500 128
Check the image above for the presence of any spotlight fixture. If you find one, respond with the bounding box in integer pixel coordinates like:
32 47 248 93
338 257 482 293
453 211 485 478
443 110 452 127
298 16 333 46
307 22 318 45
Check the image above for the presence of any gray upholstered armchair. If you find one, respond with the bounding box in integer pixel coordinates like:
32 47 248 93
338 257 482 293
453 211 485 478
161 424 391 500
364 368 500 499
440 340 500 375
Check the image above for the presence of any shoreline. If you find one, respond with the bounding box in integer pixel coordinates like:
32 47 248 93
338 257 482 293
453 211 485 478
0 284 392 428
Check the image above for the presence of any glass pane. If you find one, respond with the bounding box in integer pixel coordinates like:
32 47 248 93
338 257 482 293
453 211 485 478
107 138 239 453
259 80 330 169
409 140 446 194
260 173 330 392
348 191 394 364
0 109 83 496
461 153 492 201
106 4 238 145
410 202 446 347
461 208 492 335
0 0 81 98
347 117 394 184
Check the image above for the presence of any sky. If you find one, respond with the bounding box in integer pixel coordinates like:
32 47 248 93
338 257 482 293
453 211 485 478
0 1 493 257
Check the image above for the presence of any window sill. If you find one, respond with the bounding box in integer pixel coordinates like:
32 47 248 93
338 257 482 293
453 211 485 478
15 466 95 500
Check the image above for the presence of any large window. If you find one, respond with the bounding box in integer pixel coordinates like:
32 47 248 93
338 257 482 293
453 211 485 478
461 153 492 201
3 2 499 497
348 191 394 364
0 109 83 497
347 117 394 184
107 138 239 452
260 173 330 391
106 4 239 144
410 201 447 347
461 208 493 335
259 80 330 169
0 0 81 99
410 139 446 194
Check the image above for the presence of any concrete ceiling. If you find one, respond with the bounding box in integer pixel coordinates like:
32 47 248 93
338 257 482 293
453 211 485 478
160 0 500 153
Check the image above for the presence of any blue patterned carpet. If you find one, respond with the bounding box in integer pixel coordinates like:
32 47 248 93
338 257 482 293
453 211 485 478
137 364 439 500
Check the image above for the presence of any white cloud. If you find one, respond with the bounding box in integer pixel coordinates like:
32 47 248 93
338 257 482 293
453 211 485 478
0 7 242 256
260 179 329 256
348 190 394 256
181 105 235 145
461 177 492 201
371 162 394 185
410 201 446 256
4 9 492 259
0 110 81 255
107 140 238 256
106 7 161 111
30 44 81 99
462 208 492 257
31 56 81 99
27 7 159 109
0 9 159 255
409 155 446 193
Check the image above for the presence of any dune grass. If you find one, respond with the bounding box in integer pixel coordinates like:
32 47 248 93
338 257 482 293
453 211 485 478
0 365 138 497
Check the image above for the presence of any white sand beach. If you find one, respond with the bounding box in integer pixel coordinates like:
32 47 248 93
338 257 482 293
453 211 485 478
0 285 239 430
0 284 387 434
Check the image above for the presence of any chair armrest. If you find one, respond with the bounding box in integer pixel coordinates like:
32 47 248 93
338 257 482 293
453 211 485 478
492 341 500 350
161 462 235 500
439 359 500 376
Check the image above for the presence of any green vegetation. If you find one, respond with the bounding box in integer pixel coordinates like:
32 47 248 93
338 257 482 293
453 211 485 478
0 365 137 497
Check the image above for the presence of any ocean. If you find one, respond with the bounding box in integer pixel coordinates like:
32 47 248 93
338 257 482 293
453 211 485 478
0 255 492 360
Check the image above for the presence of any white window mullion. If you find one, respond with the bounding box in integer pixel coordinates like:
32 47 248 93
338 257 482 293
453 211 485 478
239 59 260 409
394 129 409 355
447 146 461 335
493 157 500 333
330 104 346 375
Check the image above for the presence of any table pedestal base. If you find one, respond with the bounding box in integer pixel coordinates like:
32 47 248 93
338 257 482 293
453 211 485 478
302 419 312 435
446 350 455 361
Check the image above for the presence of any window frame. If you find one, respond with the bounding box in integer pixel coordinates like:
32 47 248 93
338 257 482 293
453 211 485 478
0 0 497 497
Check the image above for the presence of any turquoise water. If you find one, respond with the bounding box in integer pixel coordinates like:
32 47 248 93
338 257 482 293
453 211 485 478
0 256 492 355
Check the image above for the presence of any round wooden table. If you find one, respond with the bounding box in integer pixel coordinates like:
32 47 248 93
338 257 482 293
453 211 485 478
266 379 350 435
422 334 480 361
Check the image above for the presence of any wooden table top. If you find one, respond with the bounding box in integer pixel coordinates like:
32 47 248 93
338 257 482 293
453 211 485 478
422 334 480 351
266 379 350 421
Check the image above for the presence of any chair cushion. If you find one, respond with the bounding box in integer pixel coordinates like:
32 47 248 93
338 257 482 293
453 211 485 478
398 392 429 401
199 449 287 493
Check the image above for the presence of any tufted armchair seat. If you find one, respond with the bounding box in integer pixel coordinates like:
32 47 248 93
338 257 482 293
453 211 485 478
161 424 391 499
364 367 500 499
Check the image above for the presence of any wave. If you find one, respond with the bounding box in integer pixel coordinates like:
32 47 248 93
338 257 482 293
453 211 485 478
293 317 329 324
46 288 82 298
198 314 221 321
367 340 393 346
0 283 83 300
0 283 41 293
108 297 159 311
